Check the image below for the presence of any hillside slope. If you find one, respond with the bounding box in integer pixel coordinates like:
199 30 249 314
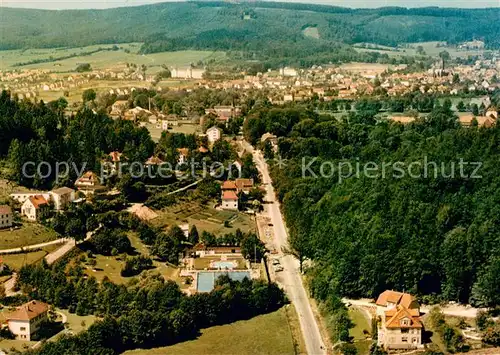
0 1 498 51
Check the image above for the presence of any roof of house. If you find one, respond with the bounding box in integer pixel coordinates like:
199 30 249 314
177 148 189 156
384 305 422 329
0 205 12 215
75 171 99 185
51 187 74 195
390 116 416 124
28 195 49 209
198 147 209 153
235 178 254 190
222 190 238 201
109 151 123 162
222 181 238 190
376 290 419 309
207 126 221 133
261 132 277 142
145 156 164 165
459 114 496 127
4 300 49 322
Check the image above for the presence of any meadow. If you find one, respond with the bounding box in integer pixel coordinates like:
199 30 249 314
124 305 305 355
0 43 226 72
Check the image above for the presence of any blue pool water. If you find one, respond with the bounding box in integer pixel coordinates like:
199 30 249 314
197 271 251 293
212 261 236 269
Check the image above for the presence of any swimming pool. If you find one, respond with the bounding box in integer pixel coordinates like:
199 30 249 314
211 260 237 269
197 271 251 293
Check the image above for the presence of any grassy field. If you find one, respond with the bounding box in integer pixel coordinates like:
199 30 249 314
124 306 303 355
76 233 181 286
146 122 200 142
355 41 490 59
0 43 226 72
152 201 256 236
349 307 372 355
0 223 59 250
56 308 97 335
0 339 36 353
1 244 61 270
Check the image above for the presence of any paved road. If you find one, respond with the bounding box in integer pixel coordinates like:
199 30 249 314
246 142 326 355
0 238 67 255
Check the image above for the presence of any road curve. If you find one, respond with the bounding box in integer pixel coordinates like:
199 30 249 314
247 142 326 355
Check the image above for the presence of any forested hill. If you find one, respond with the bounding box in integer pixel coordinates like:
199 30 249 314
0 1 498 52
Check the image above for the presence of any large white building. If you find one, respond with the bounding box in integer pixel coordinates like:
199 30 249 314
171 67 205 79
1 300 49 341
206 126 222 144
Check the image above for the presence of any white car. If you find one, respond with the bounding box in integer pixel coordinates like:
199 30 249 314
273 265 284 272
272 258 280 265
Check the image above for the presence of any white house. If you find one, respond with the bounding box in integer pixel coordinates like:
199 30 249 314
2 300 49 341
221 190 238 210
74 171 106 196
49 187 75 211
0 205 13 229
206 126 222 144
177 148 189 165
9 192 50 205
21 195 49 221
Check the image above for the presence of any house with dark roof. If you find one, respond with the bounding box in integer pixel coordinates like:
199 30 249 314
1 300 49 340
376 290 423 350
0 205 13 229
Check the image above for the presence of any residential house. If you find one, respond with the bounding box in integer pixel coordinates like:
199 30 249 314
145 155 165 166
9 192 50 205
21 195 50 221
221 180 238 192
177 148 189 165
459 114 496 128
485 107 498 120
235 178 254 193
376 290 423 350
1 300 49 341
206 126 222 144
261 132 278 152
110 100 128 117
104 151 125 175
221 190 238 210
0 205 13 229
74 171 106 196
49 187 75 211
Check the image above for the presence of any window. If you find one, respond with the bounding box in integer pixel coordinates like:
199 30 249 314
20 327 26 331
402 337 408 343
401 328 409 333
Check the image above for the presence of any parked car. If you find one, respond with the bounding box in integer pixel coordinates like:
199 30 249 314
273 265 284 272
272 258 280 265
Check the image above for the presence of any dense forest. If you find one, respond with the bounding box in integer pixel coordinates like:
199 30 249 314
0 1 498 58
244 92 500 307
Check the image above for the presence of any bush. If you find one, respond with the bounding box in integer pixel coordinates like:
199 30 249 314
92 229 131 255
121 255 153 277
476 310 493 331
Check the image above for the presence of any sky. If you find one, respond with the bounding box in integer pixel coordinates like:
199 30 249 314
1 0 498 9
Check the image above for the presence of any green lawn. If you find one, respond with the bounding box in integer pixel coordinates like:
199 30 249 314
56 308 97 335
0 44 226 72
0 339 36 353
79 233 180 285
124 307 300 355
1 244 61 270
0 223 59 250
349 307 372 355
152 202 256 236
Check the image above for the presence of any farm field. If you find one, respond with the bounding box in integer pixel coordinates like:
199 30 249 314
124 306 304 355
152 201 256 236
0 223 59 250
0 43 226 72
